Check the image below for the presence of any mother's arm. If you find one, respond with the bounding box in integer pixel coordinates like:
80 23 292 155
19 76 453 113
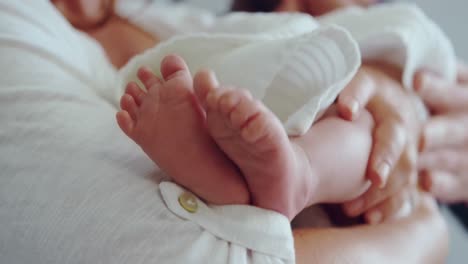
295 192 448 264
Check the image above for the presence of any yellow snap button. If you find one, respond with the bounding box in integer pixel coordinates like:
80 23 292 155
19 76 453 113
178 192 198 213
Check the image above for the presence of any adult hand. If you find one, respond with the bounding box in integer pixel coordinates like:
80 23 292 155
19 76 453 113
338 62 421 223
415 62 468 203
346 148 419 224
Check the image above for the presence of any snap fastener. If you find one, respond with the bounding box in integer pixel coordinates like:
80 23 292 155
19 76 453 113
178 192 198 213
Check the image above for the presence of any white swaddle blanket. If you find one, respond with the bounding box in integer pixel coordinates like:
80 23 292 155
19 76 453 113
118 2 456 137
120 13 360 136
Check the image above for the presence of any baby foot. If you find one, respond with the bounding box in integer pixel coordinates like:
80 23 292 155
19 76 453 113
194 70 313 219
116 55 249 205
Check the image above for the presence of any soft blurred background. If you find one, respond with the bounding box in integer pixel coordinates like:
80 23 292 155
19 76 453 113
175 0 468 262
401 0 468 61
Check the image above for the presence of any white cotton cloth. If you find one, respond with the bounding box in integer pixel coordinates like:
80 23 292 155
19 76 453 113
0 0 456 264
117 2 361 136
0 1 294 264
119 19 360 136
116 1 456 136
319 3 457 89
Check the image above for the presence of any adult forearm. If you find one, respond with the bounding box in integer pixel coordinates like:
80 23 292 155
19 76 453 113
294 195 448 264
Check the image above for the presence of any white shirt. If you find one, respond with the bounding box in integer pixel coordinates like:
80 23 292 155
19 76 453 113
0 1 455 263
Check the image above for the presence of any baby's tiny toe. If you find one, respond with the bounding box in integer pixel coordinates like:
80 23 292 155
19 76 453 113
238 89 253 100
206 89 224 112
160 55 193 95
126 82 145 106
120 94 139 121
116 111 135 137
241 113 267 144
219 89 241 116
194 70 218 108
230 96 260 130
161 54 190 81
137 67 162 90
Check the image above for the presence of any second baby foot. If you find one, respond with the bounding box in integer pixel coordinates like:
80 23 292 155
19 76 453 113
194 70 314 219
116 55 249 205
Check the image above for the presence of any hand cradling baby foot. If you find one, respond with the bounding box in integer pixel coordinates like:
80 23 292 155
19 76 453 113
116 55 249 205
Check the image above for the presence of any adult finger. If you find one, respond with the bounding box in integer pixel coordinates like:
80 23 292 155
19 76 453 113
415 72 468 113
344 152 416 217
426 170 467 203
337 68 376 121
367 119 407 186
364 71 415 186
364 187 415 225
419 149 468 173
420 115 468 151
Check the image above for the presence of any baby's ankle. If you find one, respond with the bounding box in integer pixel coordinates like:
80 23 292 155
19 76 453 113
291 144 320 214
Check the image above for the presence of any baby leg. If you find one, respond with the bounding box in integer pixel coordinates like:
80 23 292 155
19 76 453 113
293 106 374 205
117 55 249 205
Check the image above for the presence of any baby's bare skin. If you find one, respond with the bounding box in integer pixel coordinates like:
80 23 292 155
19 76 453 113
116 55 315 218
194 72 315 219
116 55 249 205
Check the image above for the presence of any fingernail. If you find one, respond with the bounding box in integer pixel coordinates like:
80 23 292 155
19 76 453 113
368 210 383 225
139 66 151 74
394 201 412 219
347 198 364 215
343 97 359 119
376 162 391 188
208 70 220 87
349 99 359 118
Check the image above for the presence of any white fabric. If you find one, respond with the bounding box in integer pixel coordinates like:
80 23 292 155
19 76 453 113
0 1 293 264
117 2 361 135
119 20 360 136
0 1 456 264
116 1 456 136
319 3 457 89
